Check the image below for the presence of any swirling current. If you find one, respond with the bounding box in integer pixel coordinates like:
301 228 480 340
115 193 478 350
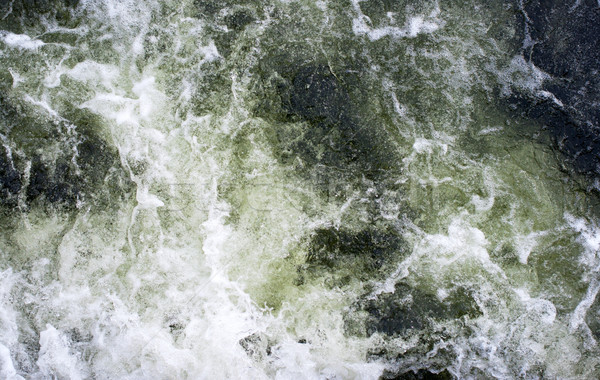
1 0 600 379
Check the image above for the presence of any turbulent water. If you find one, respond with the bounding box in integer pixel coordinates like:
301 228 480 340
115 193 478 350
1 0 600 378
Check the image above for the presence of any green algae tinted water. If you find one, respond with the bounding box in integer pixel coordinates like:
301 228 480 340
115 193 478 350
1 0 599 378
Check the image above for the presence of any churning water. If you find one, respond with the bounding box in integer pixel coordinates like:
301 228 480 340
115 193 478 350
1 0 600 378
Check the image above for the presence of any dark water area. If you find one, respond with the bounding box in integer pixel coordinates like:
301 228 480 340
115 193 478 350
508 0 600 179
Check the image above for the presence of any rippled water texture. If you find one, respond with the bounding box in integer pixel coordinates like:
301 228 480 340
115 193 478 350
1 0 600 378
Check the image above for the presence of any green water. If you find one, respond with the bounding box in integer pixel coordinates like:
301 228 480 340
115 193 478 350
0 0 599 378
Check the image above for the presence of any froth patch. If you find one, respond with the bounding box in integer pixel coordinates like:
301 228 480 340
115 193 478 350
67 61 120 89
0 343 19 380
514 231 547 265
0 32 45 50
565 213 600 270
37 325 84 380
497 55 550 96
564 213 600 343
351 0 442 41
407 216 506 285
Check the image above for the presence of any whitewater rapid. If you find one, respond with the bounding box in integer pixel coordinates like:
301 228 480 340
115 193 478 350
1 0 599 378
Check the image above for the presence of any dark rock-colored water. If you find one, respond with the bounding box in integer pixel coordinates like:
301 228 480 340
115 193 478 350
26 155 80 207
381 368 454 380
512 0 600 177
255 62 399 187
306 224 404 274
0 94 133 211
585 290 600 340
239 333 271 362
361 282 481 336
0 0 80 32
0 144 21 207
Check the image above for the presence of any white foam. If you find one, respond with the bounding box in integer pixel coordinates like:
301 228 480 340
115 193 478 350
514 231 547 265
431 217 491 264
538 90 564 107
515 288 557 325
23 95 61 119
497 55 550 96
0 32 45 50
7 68 25 88
0 343 22 380
135 187 164 209
67 60 120 89
565 213 600 270
390 92 407 117
569 277 600 340
412 137 449 155
565 213 600 345
199 41 221 64
351 0 442 41
37 325 85 380
477 126 503 135
471 169 496 212
437 288 449 300
0 270 22 380
132 76 165 120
